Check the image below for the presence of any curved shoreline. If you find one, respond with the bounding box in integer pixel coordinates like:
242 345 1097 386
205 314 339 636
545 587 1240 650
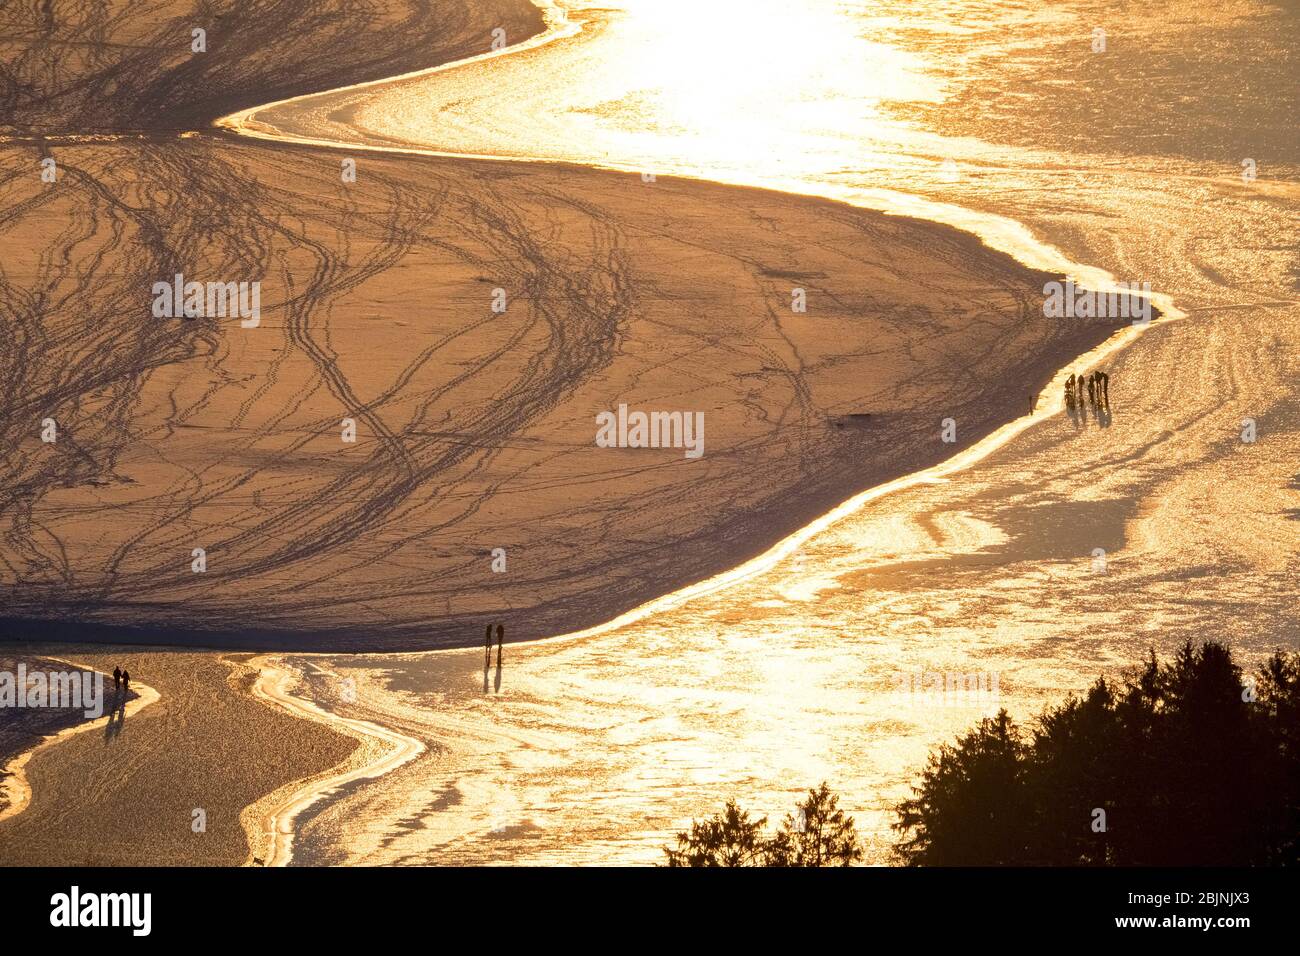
215 0 1185 652
0 659 160 826
245 656 425 866
214 0 575 143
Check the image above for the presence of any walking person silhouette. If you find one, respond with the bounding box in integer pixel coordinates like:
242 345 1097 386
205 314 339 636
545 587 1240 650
113 666 121 691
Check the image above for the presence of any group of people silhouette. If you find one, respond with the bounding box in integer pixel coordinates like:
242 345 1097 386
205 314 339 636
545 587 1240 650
1065 369 1112 426
111 666 131 692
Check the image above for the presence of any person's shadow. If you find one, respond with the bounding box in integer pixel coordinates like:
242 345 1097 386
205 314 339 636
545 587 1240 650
104 691 128 742
482 651 504 693
494 624 504 693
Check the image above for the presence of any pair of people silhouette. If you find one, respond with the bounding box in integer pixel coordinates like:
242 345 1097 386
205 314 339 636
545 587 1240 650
111 666 131 692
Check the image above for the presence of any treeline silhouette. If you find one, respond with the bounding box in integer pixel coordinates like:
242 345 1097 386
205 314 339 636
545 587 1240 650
893 642 1299 865
666 642 1298 866
663 783 862 866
